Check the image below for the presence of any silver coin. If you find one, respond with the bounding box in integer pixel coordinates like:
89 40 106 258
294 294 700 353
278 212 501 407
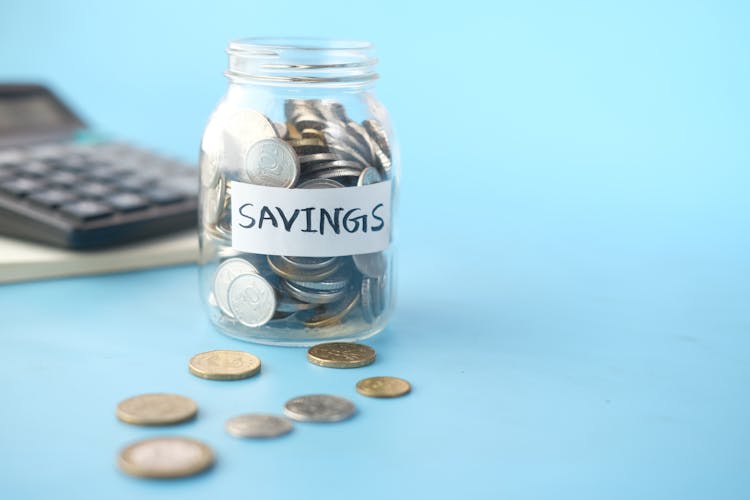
276 295 318 313
298 153 340 165
372 142 392 175
361 277 376 323
363 118 391 159
290 265 351 291
225 414 293 438
273 121 288 138
268 255 340 282
346 121 376 162
325 124 372 164
297 178 345 189
222 109 278 175
283 394 356 423
293 113 328 131
375 275 387 317
303 159 364 175
201 175 225 227
245 138 300 187
328 144 372 170
200 115 226 187
361 276 386 323
227 273 277 327
352 252 387 278
199 148 221 188
280 255 339 271
212 258 259 317
357 167 382 186
304 167 361 181
282 280 347 304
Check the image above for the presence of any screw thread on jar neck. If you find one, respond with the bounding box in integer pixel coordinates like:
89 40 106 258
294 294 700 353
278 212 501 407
226 37 378 87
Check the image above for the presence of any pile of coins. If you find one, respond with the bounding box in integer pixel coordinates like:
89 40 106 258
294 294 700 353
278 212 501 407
116 343 411 479
200 99 393 337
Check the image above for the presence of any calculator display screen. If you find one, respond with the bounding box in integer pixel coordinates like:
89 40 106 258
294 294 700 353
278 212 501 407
0 85 84 137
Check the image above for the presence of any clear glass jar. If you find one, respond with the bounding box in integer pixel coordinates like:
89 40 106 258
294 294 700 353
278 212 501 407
198 38 398 346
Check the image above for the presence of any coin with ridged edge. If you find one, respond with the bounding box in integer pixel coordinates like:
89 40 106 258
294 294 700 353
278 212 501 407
245 137 300 187
116 393 198 426
307 342 375 368
118 437 214 478
189 350 261 380
283 394 356 422
212 258 259 318
227 273 277 327
356 376 411 398
225 414 293 438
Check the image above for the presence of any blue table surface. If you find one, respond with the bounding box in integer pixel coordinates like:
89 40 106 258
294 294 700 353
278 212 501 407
1 1 749 499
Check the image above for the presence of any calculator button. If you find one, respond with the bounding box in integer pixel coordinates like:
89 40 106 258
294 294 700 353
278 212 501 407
0 165 17 181
17 161 52 177
144 187 184 205
48 171 80 186
0 178 45 196
28 189 78 207
76 182 114 198
60 200 113 220
90 166 133 181
109 192 149 212
0 149 25 164
55 156 90 172
117 175 158 191
27 144 67 160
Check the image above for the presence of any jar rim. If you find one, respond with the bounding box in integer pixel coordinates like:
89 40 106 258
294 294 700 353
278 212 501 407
226 37 378 86
228 37 374 53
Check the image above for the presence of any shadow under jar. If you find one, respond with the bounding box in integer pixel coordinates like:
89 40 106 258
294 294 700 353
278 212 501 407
198 38 399 346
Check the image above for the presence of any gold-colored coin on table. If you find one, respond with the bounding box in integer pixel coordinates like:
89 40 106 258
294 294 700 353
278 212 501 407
188 349 261 380
307 342 375 368
356 376 411 398
118 437 214 479
116 393 198 426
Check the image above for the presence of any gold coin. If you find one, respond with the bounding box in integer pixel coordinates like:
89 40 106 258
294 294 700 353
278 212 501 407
116 393 197 426
188 350 261 380
307 342 375 368
356 376 411 398
118 437 214 478
303 290 360 328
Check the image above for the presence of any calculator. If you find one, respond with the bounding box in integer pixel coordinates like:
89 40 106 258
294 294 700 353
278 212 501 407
0 84 198 249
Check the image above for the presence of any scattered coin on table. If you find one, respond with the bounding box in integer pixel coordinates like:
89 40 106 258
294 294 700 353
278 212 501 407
306 342 376 368
189 349 261 380
118 437 214 478
283 394 356 422
116 393 198 426
225 414 294 438
356 376 412 398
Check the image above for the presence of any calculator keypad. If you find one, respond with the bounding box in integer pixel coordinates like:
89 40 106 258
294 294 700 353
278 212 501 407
0 142 197 247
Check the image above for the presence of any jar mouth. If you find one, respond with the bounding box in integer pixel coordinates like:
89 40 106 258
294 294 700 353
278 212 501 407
226 37 378 86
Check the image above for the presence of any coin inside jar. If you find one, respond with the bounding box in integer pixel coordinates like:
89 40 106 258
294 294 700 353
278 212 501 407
222 108 278 175
212 258 259 317
118 437 214 478
116 393 198 426
307 342 376 368
244 137 300 187
227 273 277 327
188 350 261 380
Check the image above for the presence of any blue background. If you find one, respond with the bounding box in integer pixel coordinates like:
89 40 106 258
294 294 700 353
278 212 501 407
1 1 749 498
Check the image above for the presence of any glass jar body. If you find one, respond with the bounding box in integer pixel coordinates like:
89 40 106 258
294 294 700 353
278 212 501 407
198 79 398 346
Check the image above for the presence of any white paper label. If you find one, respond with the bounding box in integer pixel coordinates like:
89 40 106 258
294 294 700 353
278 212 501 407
231 180 392 257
